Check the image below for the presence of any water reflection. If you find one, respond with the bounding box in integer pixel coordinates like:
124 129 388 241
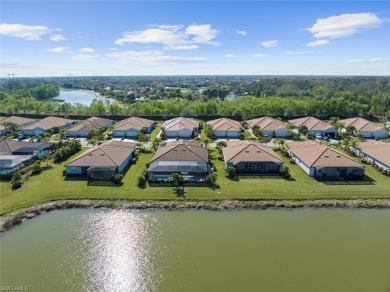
79 210 160 292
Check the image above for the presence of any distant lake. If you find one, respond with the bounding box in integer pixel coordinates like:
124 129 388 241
53 90 108 106
225 94 236 100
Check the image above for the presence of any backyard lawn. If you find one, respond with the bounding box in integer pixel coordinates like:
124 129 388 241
1 142 390 216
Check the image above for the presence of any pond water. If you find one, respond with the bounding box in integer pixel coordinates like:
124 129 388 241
1 208 389 292
53 90 107 106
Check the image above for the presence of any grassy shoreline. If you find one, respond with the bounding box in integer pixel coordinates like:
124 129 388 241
1 125 389 216
1 198 390 233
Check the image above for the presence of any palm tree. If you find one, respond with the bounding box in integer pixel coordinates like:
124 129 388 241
170 173 183 188
203 138 210 149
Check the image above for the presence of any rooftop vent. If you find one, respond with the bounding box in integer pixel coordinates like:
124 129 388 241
324 155 329 158
245 151 250 153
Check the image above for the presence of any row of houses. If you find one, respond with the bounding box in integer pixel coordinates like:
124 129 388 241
66 138 381 181
1 115 388 140
0 140 54 174
65 139 286 180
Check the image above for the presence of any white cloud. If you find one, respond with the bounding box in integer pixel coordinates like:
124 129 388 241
306 39 330 47
185 24 219 44
285 51 321 55
236 29 247 36
0 23 51 40
73 54 100 61
108 50 206 65
50 34 67 41
261 40 279 48
48 47 69 53
224 54 236 58
115 24 219 47
164 44 199 50
80 47 95 53
252 53 267 58
307 13 384 39
115 28 184 45
346 58 390 63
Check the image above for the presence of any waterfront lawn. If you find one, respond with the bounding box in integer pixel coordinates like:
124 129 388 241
1 147 390 215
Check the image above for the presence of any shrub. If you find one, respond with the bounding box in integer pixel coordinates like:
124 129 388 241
111 173 123 184
11 171 22 183
206 173 218 186
11 179 22 189
31 162 42 175
137 175 147 187
238 132 246 140
145 162 151 168
279 166 291 178
290 158 296 164
225 166 237 178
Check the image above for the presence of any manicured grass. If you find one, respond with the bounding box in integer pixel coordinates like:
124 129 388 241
1 146 389 216
149 122 162 140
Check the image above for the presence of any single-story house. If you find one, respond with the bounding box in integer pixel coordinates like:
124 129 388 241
112 116 154 138
65 140 136 179
66 116 113 137
161 117 199 138
288 141 365 179
147 140 210 182
222 140 283 174
22 116 74 136
353 141 390 172
246 117 289 137
288 116 337 138
207 118 242 138
0 155 34 175
341 117 388 139
0 116 37 135
0 140 54 156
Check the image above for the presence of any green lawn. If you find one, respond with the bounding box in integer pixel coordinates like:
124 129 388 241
1 146 389 216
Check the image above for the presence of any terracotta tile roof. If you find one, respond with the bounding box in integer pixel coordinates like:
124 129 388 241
0 140 53 155
23 116 74 130
356 141 390 166
2 116 37 126
341 117 384 132
288 141 363 168
67 117 113 133
162 117 199 131
151 140 208 163
247 117 287 131
222 140 283 163
66 140 136 167
114 116 154 131
207 118 242 131
288 116 334 131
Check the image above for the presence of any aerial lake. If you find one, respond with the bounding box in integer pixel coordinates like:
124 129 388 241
53 90 107 106
1 209 389 291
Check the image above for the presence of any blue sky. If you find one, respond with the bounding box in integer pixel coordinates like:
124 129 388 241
1 1 389 76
